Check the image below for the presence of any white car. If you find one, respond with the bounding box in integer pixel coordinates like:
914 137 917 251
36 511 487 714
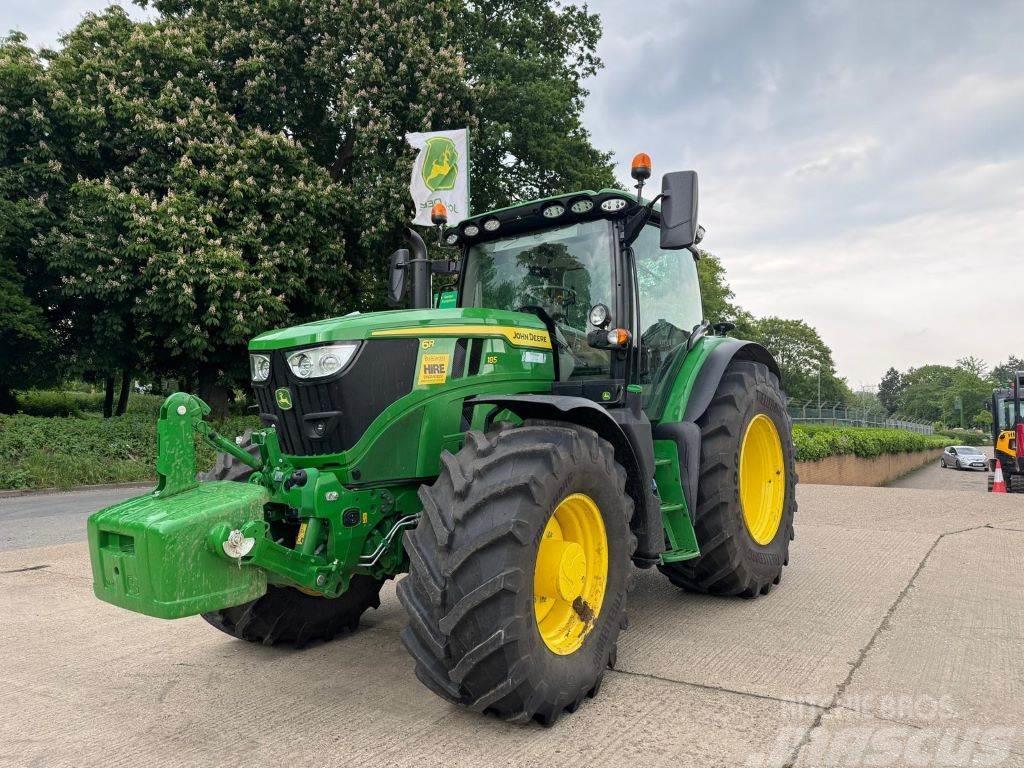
940 445 987 471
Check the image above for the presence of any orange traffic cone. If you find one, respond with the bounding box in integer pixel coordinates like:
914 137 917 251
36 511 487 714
992 460 1008 493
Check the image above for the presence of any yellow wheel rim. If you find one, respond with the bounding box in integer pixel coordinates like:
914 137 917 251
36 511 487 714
533 493 608 655
739 414 786 545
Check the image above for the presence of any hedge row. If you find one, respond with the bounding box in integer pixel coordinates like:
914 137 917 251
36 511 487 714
792 424 949 463
934 428 989 447
0 412 258 490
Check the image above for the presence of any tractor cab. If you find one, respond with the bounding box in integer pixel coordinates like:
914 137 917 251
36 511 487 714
394 163 706 415
991 372 1024 487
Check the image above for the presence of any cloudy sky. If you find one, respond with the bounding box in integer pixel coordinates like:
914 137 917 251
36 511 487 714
7 1 1023 387
584 0 1024 388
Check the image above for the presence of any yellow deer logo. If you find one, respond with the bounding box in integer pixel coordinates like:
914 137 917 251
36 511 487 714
421 137 458 191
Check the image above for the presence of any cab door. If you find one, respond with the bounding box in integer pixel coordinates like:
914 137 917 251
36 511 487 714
629 224 704 412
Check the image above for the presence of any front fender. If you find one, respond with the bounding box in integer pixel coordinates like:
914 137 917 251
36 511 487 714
681 338 780 423
467 393 663 566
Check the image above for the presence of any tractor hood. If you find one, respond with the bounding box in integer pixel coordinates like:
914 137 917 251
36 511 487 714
248 307 550 352
245 306 556 466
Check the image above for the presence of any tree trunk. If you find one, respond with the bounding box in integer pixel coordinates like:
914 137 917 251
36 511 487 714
103 374 115 418
0 385 17 415
197 365 230 420
115 368 132 416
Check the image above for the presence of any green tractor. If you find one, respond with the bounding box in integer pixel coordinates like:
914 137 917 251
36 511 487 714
88 160 797 725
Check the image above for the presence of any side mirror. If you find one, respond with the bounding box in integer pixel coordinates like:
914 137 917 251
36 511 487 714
387 248 409 306
659 171 699 250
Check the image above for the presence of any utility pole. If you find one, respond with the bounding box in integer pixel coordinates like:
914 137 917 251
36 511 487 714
813 360 822 419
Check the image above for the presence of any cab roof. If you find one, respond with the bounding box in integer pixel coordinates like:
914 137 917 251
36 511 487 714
445 188 661 249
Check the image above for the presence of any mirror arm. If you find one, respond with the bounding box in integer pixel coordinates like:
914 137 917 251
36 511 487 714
685 320 711 352
622 194 663 246
430 259 460 275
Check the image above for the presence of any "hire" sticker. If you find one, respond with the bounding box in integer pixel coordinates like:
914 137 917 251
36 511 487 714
418 354 450 385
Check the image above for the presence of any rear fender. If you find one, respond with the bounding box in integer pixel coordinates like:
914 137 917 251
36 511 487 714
654 339 782 519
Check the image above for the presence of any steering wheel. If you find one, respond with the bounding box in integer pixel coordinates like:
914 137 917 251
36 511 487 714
521 284 578 319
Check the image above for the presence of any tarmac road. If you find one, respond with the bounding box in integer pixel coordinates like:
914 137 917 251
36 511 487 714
1 483 1022 767
0 485 147 552
888 446 992 492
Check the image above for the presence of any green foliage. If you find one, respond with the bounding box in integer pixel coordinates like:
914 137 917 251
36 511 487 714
935 428 988 447
14 389 164 418
877 367 905 415
0 33 64 409
792 425 948 463
39 11 352 389
692 249 850 403
742 316 851 403
990 356 1024 388
459 0 615 207
970 409 993 430
2 3 615 403
0 257 51 410
695 251 740 324
956 355 987 378
894 363 990 426
0 411 258 489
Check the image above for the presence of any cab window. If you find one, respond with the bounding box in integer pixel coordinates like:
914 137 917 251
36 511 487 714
632 224 703 399
461 220 614 380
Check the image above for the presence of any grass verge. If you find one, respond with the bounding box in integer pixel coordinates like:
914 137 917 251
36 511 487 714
0 413 258 490
1 417 952 490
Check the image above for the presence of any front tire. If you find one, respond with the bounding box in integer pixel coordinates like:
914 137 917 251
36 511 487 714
940 457 946 468
398 425 635 725
659 360 797 597
197 432 384 646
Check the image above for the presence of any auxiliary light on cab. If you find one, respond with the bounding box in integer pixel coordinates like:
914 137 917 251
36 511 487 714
600 198 628 213
630 152 652 181
607 328 632 348
631 152 652 201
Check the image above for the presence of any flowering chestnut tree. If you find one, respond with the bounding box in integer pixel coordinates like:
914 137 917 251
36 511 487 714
5 1 615 414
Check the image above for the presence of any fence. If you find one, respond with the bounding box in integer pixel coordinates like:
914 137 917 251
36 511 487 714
786 400 934 434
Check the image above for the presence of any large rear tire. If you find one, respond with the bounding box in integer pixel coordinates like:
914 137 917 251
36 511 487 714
398 425 635 725
659 359 797 597
197 432 384 646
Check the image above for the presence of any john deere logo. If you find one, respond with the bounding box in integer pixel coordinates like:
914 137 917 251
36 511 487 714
421 136 458 191
275 388 293 410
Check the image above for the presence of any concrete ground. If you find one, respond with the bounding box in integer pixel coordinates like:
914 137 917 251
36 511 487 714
889 446 992 492
1 484 1022 767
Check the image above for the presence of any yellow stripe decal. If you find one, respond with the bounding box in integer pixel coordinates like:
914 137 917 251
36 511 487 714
371 325 552 350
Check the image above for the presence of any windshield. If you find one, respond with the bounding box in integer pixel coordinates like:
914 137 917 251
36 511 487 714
460 220 614 379
995 395 1020 429
956 446 981 454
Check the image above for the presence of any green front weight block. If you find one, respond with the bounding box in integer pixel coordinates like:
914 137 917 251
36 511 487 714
88 481 270 619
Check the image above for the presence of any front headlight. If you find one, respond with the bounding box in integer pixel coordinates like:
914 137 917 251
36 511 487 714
250 353 271 382
286 342 360 380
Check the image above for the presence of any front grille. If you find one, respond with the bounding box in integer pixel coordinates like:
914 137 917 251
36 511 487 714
253 339 419 456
